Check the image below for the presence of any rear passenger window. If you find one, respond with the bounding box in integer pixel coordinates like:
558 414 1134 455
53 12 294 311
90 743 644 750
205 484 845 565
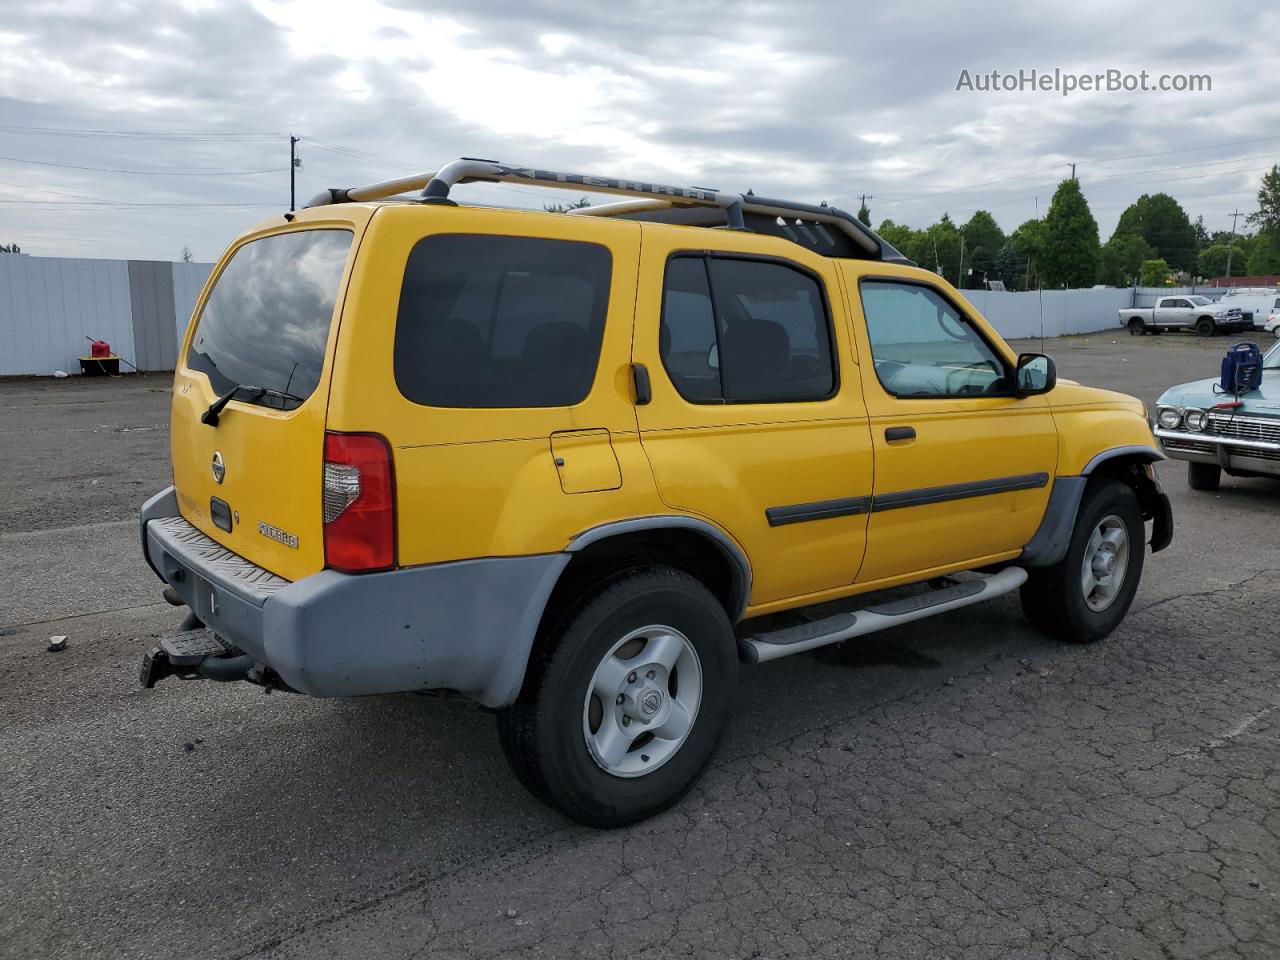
659 255 835 404
394 235 612 408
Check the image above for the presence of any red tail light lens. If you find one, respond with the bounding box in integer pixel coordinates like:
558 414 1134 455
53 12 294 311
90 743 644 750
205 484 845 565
323 432 396 573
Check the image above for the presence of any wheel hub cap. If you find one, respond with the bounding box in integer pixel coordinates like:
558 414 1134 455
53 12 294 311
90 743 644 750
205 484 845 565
582 626 703 779
1081 514 1130 613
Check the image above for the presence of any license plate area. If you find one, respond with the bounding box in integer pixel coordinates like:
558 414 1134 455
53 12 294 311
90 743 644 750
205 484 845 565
210 496 233 533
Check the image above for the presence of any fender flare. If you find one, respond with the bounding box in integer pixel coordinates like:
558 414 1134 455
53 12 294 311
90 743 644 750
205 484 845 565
566 516 753 620
1023 447 1170 567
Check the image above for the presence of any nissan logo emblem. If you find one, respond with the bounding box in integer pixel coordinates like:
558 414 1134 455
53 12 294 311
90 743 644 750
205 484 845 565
211 451 225 484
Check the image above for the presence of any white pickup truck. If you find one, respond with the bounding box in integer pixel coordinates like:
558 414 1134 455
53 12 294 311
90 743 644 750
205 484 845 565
1119 296 1250 336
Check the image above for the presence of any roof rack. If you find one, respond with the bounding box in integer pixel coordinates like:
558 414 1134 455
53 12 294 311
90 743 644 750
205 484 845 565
304 157 912 264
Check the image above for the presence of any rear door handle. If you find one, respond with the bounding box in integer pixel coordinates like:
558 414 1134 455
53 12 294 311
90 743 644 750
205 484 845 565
885 426 916 442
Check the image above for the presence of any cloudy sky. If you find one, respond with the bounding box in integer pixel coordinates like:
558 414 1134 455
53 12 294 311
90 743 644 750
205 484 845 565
2 0 1279 262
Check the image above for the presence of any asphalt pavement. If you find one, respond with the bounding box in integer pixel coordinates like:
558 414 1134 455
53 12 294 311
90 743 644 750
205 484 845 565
1 332 1277 960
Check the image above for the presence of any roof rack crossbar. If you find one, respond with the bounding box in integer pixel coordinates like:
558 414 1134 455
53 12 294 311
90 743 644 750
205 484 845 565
306 157 911 263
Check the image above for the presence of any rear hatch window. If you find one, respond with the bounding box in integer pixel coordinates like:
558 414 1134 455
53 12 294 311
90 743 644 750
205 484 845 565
187 230 353 407
173 228 353 581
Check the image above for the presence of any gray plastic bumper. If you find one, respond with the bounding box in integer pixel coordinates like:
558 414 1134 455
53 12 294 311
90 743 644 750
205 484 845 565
140 487 568 706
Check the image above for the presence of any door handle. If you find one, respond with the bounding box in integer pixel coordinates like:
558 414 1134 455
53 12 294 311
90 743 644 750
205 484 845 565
631 363 652 405
885 426 916 442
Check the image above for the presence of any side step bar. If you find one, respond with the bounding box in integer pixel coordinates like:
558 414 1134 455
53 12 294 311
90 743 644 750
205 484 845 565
741 566 1029 664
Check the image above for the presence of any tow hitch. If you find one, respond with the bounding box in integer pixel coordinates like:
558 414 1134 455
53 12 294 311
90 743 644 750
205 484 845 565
139 631 254 688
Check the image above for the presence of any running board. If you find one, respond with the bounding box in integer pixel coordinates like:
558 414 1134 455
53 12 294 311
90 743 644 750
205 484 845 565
740 566 1029 664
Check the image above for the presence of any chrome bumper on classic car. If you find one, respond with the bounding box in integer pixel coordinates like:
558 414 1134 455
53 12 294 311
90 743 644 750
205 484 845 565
1155 414 1280 476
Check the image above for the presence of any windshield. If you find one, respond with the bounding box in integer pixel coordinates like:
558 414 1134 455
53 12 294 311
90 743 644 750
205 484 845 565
1187 296 1211 305
186 229 352 410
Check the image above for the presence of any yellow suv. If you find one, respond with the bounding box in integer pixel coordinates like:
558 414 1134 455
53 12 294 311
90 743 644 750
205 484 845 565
138 158 1173 826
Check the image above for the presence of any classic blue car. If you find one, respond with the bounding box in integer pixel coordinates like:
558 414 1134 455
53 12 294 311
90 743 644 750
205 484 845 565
1154 340 1280 490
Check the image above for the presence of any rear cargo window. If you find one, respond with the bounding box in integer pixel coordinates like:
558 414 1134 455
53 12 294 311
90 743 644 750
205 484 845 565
394 235 612 408
187 230 352 409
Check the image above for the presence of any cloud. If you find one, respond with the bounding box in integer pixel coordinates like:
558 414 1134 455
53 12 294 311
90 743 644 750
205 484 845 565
0 0 1278 260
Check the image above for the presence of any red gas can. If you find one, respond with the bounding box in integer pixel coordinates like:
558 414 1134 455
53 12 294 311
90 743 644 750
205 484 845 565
89 339 112 358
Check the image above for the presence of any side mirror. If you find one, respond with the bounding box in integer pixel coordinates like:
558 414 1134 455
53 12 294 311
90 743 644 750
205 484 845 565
1015 353 1056 396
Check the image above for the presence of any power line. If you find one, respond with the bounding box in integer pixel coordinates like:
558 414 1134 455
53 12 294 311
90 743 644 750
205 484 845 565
0 123 281 141
0 199 277 207
0 155 285 176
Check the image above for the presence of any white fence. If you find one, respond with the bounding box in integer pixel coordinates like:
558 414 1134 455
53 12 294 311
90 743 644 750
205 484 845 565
0 257 138 376
0 255 213 375
961 287 1132 340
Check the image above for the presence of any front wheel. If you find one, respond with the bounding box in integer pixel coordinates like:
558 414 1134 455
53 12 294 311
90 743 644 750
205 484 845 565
1021 479 1145 644
497 567 738 827
1187 461 1221 491
1196 317 1215 337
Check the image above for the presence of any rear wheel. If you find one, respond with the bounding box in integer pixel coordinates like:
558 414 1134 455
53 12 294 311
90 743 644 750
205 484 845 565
1196 317 1215 337
1021 479 1145 644
1187 461 1221 491
1127 318 1146 336
497 566 737 827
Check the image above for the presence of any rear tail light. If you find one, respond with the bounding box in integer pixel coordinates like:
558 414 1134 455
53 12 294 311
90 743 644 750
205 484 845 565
323 432 396 572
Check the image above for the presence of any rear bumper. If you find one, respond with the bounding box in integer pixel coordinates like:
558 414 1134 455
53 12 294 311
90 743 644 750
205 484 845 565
139 487 568 706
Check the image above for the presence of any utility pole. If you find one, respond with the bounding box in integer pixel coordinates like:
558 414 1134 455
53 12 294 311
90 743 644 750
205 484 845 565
957 234 966 288
1069 162 1076 180
1224 209 1243 279
289 135 301 211
856 192 873 222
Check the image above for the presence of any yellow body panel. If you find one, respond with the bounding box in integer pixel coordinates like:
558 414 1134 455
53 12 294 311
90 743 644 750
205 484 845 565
168 200 1161 620
1045 383 1155 474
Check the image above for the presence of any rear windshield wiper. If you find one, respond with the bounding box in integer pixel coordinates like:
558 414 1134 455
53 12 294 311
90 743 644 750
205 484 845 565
201 384 305 426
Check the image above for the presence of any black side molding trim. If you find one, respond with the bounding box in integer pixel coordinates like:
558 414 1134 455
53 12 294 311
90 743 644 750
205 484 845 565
766 495 872 527
765 472 1049 528
872 472 1050 513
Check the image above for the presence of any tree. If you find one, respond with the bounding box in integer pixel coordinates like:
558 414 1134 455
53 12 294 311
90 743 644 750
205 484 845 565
875 219 918 257
959 210 1005 288
1193 215 1209 250
992 241 1026 290
1197 243 1247 279
1245 230 1280 275
0 242 20 254
1247 165 1280 233
543 197 591 213
909 214 962 282
1112 193 1198 272
1008 218 1047 289
1099 233 1153 286
1139 258 1171 287
1040 178 1101 288
180 246 193 263
856 202 871 227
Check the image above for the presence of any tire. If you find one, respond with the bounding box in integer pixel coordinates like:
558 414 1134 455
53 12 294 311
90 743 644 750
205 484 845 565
497 566 738 828
1127 318 1146 336
1187 461 1221 491
1020 479 1145 644
1196 317 1214 337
